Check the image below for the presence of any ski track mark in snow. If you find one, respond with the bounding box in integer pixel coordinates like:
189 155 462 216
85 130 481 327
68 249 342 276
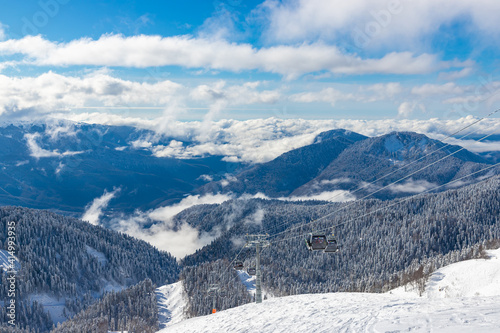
157 281 187 329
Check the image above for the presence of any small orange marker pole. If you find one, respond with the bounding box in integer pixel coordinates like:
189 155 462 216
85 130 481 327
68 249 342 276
212 309 217 314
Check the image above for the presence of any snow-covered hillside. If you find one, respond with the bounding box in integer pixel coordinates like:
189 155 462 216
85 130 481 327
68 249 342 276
156 281 187 329
160 248 500 332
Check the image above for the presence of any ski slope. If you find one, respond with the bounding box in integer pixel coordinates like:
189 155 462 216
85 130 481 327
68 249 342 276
159 248 500 332
156 281 187 329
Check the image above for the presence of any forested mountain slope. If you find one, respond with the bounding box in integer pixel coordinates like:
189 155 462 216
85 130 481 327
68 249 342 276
200 130 496 200
200 129 367 197
51 279 158 333
293 131 494 199
179 176 500 315
0 123 235 215
0 206 179 331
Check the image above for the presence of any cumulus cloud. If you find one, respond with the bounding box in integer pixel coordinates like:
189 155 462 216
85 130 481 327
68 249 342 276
0 71 285 123
0 71 183 118
397 102 426 118
0 34 464 78
82 188 121 225
259 0 500 50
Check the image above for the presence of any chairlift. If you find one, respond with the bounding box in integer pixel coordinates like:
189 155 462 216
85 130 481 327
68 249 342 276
233 261 244 270
324 234 339 253
305 233 328 251
247 267 256 276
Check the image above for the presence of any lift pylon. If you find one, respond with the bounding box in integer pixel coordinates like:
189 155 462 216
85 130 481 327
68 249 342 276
244 234 270 304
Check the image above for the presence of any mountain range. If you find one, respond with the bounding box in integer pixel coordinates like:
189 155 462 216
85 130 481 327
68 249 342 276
200 130 496 200
0 123 237 216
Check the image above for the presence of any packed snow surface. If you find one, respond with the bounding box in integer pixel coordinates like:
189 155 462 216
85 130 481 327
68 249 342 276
160 249 500 332
157 281 187 329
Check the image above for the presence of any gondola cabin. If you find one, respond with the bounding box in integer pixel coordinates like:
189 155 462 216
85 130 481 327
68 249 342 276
324 235 339 253
247 267 256 276
234 261 244 270
305 233 328 251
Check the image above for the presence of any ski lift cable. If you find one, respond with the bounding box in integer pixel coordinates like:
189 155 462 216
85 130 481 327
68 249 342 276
268 127 499 240
267 125 500 240
265 110 500 236
270 160 500 246
320 108 500 203
321 112 500 203
223 242 247 274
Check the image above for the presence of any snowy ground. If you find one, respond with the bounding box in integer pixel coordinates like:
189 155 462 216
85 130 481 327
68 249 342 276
29 294 67 325
159 248 500 332
156 281 187 329
0 249 20 271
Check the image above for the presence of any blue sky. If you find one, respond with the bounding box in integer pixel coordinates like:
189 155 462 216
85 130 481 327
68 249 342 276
0 0 499 122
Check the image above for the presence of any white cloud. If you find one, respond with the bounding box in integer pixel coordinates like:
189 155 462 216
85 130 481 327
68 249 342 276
0 23 6 41
112 193 232 258
24 133 84 159
388 179 437 194
289 82 404 105
113 212 218 259
0 72 284 123
438 68 474 81
148 193 232 222
55 162 65 175
0 71 183 118
55 115 500 163
25 133 61 158
411 83 467 96
397 102 426 118
290 87 354 106
111 189 358 258
259 0 500 50
82 188 121 225
286 190 356 202
0 34 463 78
362 82 403 101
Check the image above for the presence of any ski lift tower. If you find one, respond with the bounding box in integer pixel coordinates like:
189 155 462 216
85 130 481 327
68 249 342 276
207 283 219 314
244 234 270 303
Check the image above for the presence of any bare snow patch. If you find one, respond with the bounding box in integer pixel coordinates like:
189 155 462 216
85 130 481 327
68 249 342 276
85 245 107 266
29 294 66 325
